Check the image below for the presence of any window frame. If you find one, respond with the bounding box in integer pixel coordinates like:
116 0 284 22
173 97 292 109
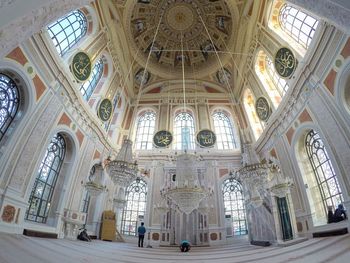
173 111 196 150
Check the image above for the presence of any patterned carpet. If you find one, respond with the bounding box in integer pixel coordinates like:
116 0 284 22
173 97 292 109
0 233 349 263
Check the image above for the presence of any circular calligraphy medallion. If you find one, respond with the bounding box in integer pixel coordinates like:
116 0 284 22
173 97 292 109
97 98 113 122
70 51 92 82
274 47 297 79
153 130 173 148
255 97 271 122
196 129 216 148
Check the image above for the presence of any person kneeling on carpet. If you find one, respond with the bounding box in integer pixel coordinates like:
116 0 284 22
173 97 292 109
180 240 191 252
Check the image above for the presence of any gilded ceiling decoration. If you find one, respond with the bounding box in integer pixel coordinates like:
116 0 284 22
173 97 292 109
126 0 236 79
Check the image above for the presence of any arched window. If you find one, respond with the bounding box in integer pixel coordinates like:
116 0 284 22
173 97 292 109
135 110 156 150
255 50 289 107
47 10 88 57
243 89 264 140
212 111 239 150
222 178 247 235
121 178 147 236
0 74 19 142
279 4 318 49
174 112 195 150
26 134 66 223
80 58 104 101
305 130 343 213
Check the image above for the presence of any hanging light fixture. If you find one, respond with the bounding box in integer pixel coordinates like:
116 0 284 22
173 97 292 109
105 139 138 186
160 31 212 214
105 12 165 187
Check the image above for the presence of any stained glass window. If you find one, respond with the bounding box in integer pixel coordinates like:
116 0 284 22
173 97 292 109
121 178 147 236
0 74 19 142
26 134 66 223
212 111 239 150
279 4 318 49
305 130 343 214
174 112 195 150
222 178 247 235
47 10 87 57
135 111 156 150
80 58 104 101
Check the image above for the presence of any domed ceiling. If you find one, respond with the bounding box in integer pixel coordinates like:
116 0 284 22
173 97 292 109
125 0 237 79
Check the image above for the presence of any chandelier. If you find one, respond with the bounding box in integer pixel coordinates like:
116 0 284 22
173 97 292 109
161 153 211 214
105 139 138 186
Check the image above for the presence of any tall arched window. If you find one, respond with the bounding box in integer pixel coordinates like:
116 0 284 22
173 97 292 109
47 10 88 57
26 134 66 223
135 110 156 150
222 178 247 235
212 111 239 150
255 50 289 107
174 112 195 150
305 130 343 214
279 4 318 49
80 58 104 101
0 74 19 142
243 89 264 140
121 178 147 236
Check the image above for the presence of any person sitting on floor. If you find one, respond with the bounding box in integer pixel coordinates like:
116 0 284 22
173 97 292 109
180 240 191 252
333 204 347 222
327 206 334 223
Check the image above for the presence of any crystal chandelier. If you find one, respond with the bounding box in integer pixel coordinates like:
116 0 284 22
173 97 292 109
105 139 138 186
161 153 211 214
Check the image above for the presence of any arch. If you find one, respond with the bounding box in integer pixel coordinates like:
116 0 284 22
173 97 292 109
0 74 20 142
254 49 289 107
292 124 345 226
24 128 79 227
211 108 240 150
0 64 34 150
173 108 196 150
121 178 148 236
222 178 248 236
134 109 157 150
268 0 319 56
25 133 66 223
335 58 350 121
242 88 264 140
47 10 88 57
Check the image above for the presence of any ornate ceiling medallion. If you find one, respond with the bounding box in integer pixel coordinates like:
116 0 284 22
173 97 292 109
126 0 237 79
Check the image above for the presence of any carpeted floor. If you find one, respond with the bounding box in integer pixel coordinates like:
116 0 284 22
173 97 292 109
0 233 349 263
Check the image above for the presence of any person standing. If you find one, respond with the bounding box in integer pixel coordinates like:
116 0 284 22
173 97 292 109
137 222 146 247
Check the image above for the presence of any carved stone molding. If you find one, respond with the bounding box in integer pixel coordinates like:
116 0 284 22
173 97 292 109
0 0 91 58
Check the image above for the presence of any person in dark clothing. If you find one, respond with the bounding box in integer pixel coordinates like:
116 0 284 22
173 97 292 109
137 222 146 247
327 206 334 223
180 240 190 252
333 204 347 222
